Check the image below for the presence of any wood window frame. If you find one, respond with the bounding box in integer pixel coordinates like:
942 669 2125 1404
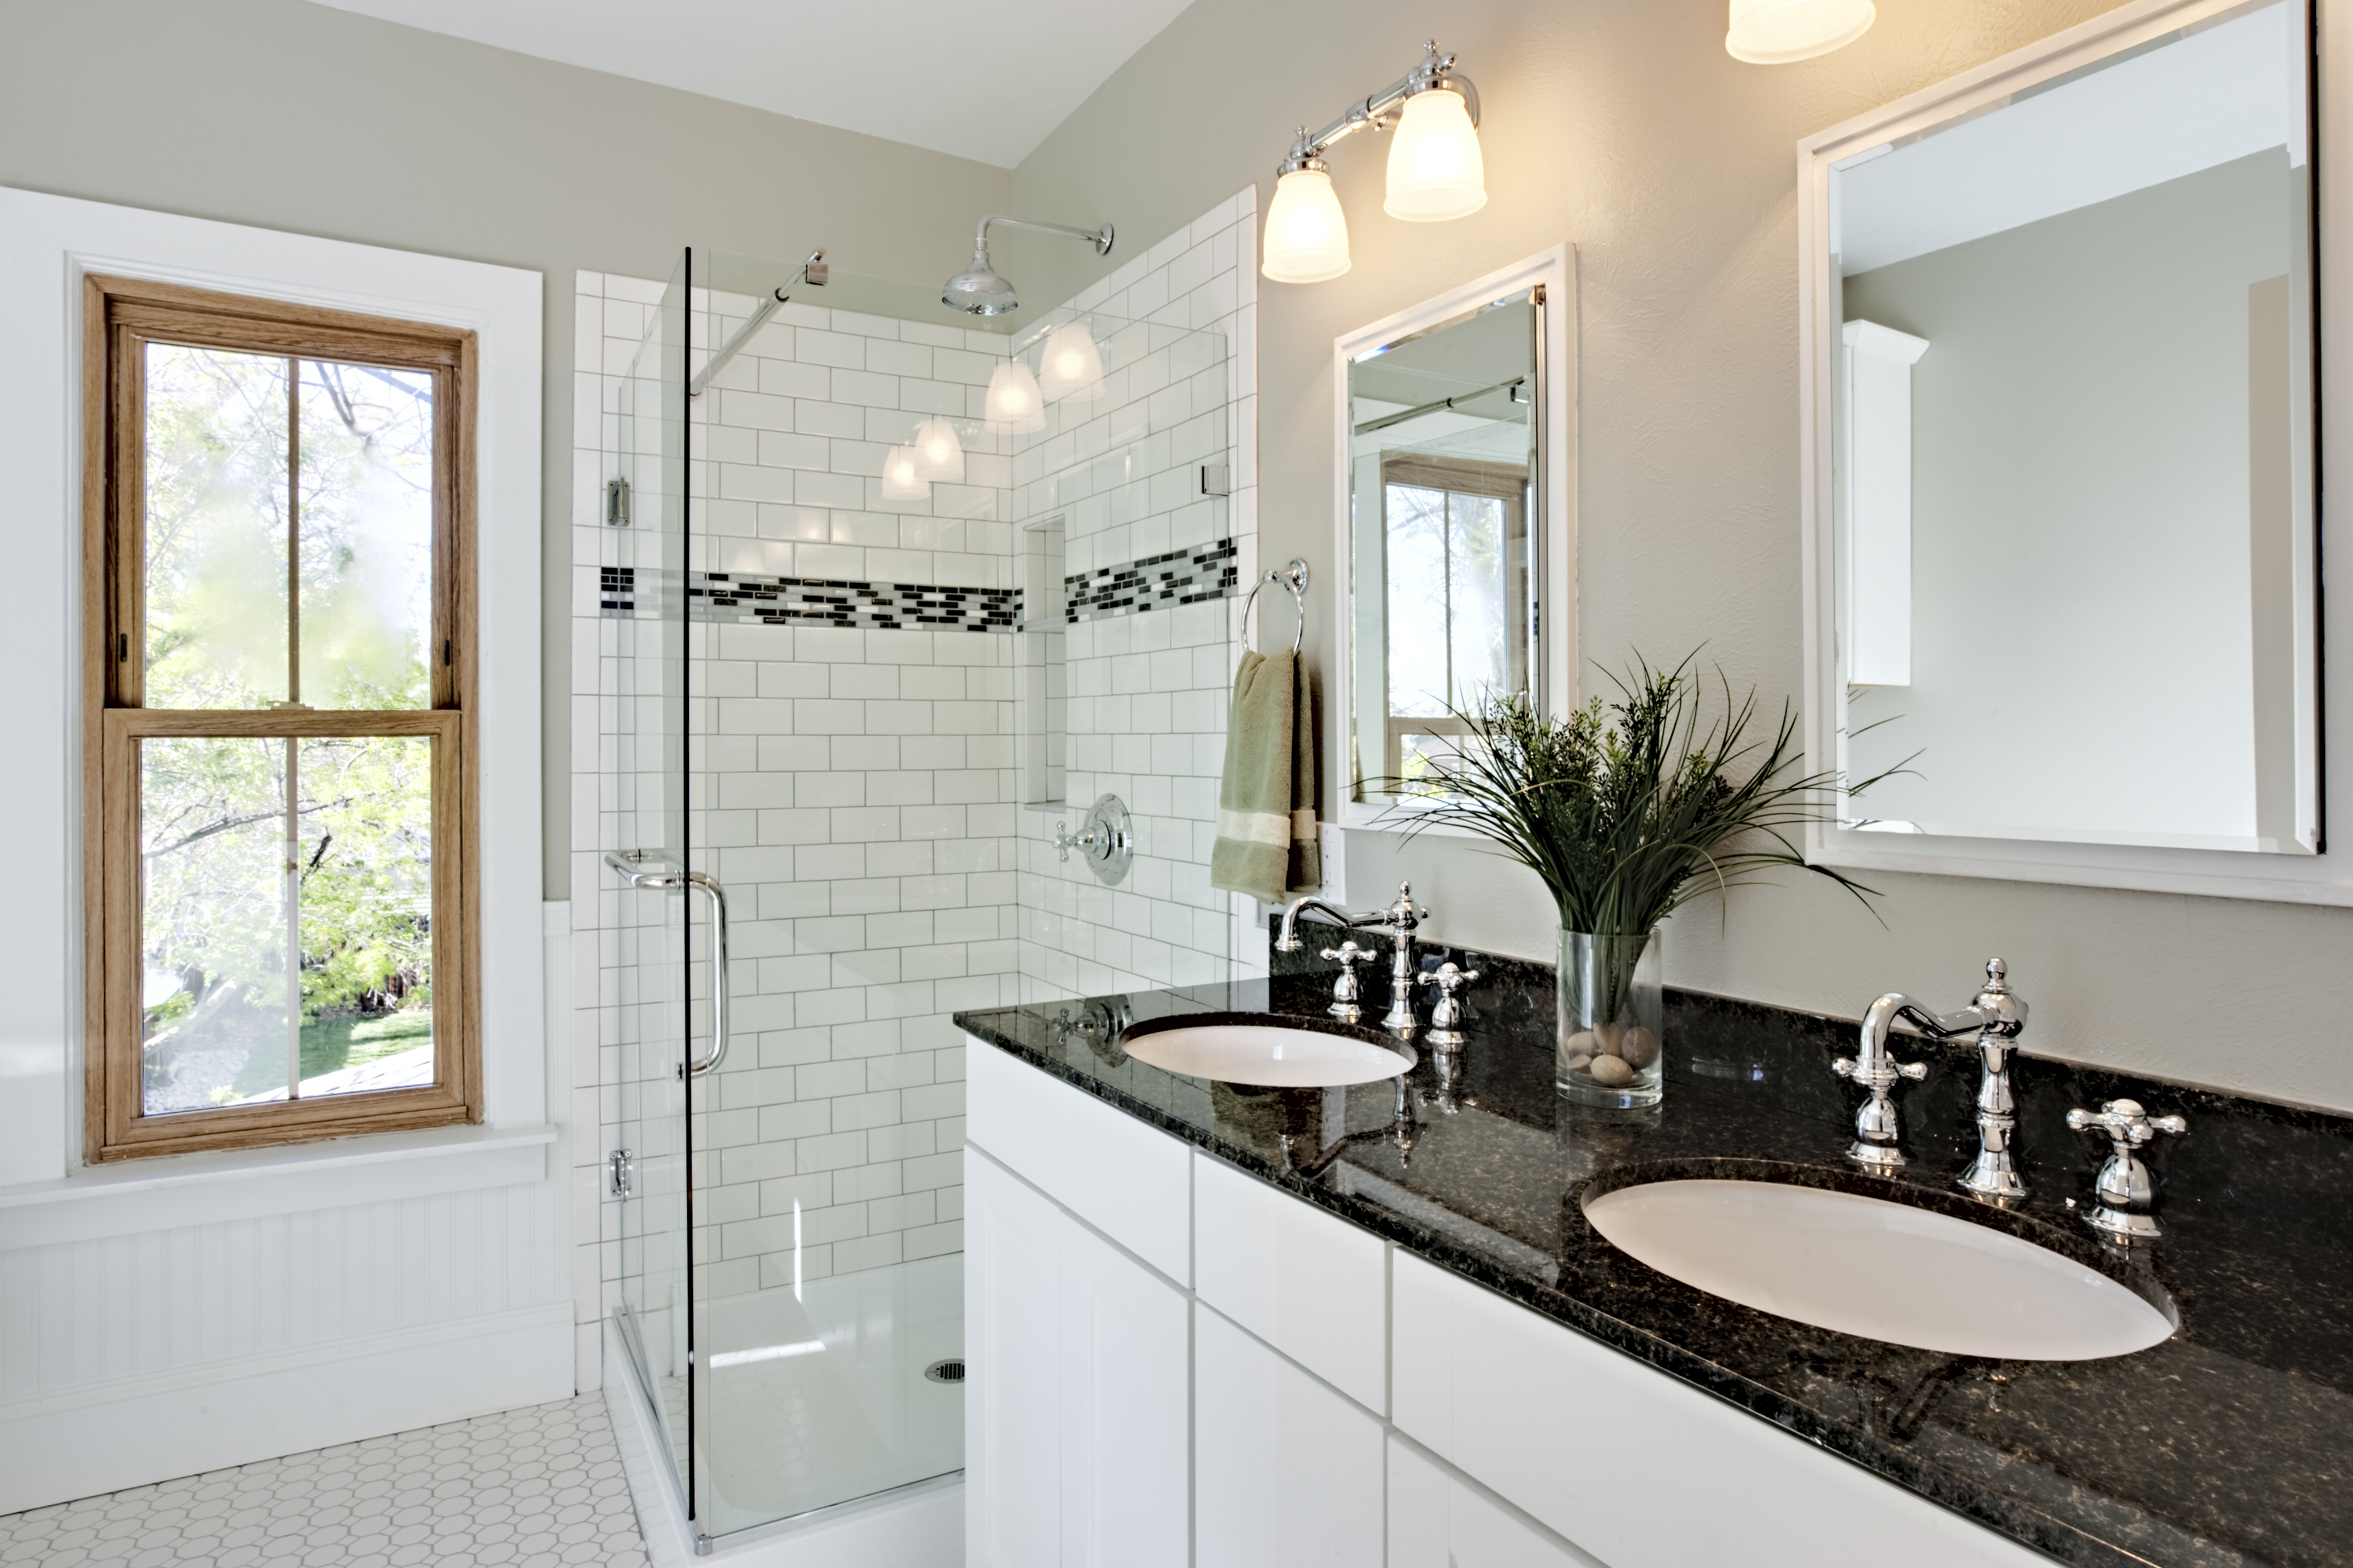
81 275 481 1161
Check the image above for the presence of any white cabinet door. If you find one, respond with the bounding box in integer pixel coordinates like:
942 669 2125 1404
1060 1206 1190 1568
967 1036 1192 1282
969 1147 1073 1568
1392 1254 2047 1568
1388 1437 1600 1568
968 1146 1190 1568
1195 1305 1385 1568
1194 1151 1388 1412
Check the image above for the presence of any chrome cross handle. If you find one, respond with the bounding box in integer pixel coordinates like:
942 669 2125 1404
1319 941 1375 1021
1419 962 1481 1047
2066 1098 2187 1240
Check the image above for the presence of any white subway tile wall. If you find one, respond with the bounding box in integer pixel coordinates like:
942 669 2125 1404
566 187 1260 1375
1014 190 1263 1003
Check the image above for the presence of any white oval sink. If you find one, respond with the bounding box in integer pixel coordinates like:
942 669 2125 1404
1121 1023 1412 1087
1583 1178 2175 1361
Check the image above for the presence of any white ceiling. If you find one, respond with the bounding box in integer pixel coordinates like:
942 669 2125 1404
1835 2 2300 275
306 0 1196 167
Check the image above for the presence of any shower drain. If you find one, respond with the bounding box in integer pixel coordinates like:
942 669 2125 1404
924 1358 965 1384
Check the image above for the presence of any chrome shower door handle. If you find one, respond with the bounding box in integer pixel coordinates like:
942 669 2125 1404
682 871 729 1078
606 852 731 1078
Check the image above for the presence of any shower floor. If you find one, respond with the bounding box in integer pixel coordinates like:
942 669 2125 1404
652 1252 965 1540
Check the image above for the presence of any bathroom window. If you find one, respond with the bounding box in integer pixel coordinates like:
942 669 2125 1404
82 275 480 1161
1382 457 1531 784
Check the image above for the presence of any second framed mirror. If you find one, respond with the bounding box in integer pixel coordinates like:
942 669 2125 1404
1333 248 1575 828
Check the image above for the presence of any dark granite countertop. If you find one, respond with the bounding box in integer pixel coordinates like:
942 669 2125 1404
953 932 2353 1568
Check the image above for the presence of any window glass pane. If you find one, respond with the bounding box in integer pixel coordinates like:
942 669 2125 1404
139 736 289 1114
283 734 436 1099
297 362 435 709
143 345 290 709
1385 483 1449 719
137 733 437 1114
1447 494 1509 709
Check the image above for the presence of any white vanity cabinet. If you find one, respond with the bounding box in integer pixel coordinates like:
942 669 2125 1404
966 1148 1189 1568
965 1039 2051 1568
1388 1437 1598 1568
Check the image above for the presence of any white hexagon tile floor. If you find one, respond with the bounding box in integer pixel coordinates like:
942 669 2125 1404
0 1393 649 1568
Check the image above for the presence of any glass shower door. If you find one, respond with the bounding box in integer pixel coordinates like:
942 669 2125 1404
610 252 697 1513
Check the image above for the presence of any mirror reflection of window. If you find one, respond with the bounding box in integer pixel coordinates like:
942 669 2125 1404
1348 288 1537 800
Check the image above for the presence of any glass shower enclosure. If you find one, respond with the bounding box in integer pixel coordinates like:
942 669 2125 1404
602 244 1231 1545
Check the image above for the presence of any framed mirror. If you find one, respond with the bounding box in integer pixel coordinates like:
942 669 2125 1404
1333 249 1574 827
1799 0 2351 902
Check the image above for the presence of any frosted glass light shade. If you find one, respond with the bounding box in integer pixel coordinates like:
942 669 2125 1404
910 416 966 483
1037 323 1105 402
1726 0 1875 63
880 444 930 500
1384 88 1486 221
1263 168 1352 283
985 360 1047 431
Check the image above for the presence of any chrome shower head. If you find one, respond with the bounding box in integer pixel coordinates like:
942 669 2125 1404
942 215 1114 317
943 241 1020 316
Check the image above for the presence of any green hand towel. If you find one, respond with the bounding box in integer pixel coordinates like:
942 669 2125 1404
1211 649 1321 904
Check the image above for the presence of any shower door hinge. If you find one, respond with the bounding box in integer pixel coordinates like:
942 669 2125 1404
1200 463 1231 496
605 476 632 526
608 1148 635 1198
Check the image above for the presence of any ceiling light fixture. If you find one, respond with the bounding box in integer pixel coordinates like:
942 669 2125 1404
1725 0 1876 64
1264 40 1484 284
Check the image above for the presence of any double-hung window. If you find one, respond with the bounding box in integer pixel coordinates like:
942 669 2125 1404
83 275 479 1161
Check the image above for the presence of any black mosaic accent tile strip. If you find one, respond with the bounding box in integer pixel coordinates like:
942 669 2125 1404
689 571 1022 633
1063 538 1239 624
598 565 634 619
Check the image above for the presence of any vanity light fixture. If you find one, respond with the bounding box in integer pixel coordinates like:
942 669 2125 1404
880 443 930 500
984 360 1047 431
909 416 966 483
1263 40 1484 284
1036 321 1105 401
1725 0 1875 64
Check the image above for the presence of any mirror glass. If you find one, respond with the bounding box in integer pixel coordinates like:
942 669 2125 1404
1830 0 2317 854
1345 289 1538 802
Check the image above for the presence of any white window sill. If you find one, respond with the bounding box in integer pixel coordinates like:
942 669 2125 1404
0 1124 558 1248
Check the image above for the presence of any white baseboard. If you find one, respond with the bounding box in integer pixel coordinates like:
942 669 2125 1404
602 1317 964 1567
0 1300 575 1513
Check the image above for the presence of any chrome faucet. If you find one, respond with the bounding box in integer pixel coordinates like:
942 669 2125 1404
1837 957 2026 1177
2065 1099 2186 1240
1277 882 1429 1033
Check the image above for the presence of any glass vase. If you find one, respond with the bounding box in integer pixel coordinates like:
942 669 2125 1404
1557 929 1664 1108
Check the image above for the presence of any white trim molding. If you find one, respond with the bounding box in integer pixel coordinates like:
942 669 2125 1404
1329 245 1576 835
1795 0 2353 904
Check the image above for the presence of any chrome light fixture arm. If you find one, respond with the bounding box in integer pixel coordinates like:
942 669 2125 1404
606 850 731 1078
1280 40 1481 175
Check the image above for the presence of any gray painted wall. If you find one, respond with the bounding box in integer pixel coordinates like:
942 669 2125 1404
1008 0 2353 1112
0 0 1012 900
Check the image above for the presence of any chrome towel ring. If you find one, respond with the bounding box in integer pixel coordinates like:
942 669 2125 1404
1241 558 1310 655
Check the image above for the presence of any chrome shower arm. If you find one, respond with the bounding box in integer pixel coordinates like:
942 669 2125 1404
973 214 1115 257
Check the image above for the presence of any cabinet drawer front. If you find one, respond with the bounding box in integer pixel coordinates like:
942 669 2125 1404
1196 1306 1385 1568
1388 1437 1597 1568
965 1037 1191 1284
1391 1254 2047 1568
1194 1151 1387 1411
